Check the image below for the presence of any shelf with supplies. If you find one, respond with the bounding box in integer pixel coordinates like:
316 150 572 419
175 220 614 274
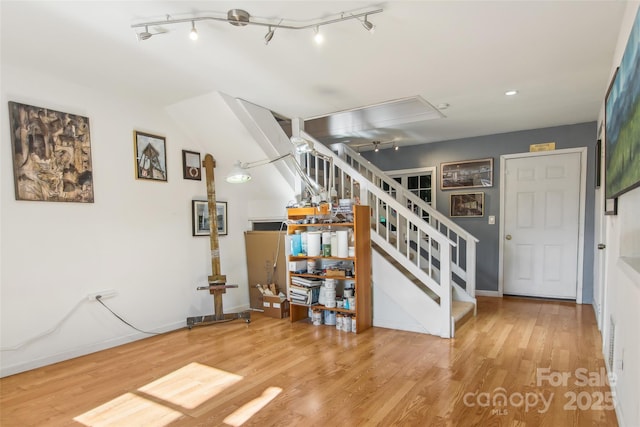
286 204 372 334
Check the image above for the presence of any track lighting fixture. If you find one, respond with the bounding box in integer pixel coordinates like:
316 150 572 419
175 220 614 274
313 26 324 44
264 26 275 45
394 143 399 151
373 141 380 152
138 25 153 41
361 15 375 33
132 7 383 45
189 21 198 40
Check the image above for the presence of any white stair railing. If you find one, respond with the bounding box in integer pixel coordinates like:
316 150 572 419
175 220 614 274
298 131 456 337
335 144 478 299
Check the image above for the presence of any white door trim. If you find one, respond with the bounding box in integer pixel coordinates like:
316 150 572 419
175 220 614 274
498 147 587 303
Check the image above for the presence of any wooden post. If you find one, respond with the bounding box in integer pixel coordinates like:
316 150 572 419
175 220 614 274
202 154 227 320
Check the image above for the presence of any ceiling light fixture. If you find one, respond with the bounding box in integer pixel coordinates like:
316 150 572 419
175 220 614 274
361 15 375 33
264 26 275 44
189 21 198 40
132 7 383 45
394 142 399 151
313 26 324 44
505 90 519 96
137 25 153 41
373 141 380 152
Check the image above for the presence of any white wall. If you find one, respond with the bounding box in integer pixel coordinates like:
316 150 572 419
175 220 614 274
0 64 292 377
598 3 640 426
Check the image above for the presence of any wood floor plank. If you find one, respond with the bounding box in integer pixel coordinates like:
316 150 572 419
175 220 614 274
0 297 618 426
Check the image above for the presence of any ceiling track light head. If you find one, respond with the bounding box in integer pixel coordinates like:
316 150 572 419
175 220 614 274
138 25 153 41
313 26 323 44
373 141 380 152
264 26 275 44
227 9 250 27
362 15 375 32
189 21 199 40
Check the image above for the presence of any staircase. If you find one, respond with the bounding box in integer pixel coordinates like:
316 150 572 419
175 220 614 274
228 98 478 338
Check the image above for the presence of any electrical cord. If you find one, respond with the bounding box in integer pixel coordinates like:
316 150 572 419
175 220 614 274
0 294 161 351
0 298 86 351
96 296 161 335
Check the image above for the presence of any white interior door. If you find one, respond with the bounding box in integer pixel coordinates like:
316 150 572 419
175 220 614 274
502 151 583 299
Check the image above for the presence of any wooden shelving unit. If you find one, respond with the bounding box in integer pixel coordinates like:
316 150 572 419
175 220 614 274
287 204 372 333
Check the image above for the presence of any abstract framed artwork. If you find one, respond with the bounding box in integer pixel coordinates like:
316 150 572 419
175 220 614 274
605 8 640 200
192 200 228 236
441 158 493 190
134 131 167 181
450 192 484 217
182 150 201 180
8 101 94 202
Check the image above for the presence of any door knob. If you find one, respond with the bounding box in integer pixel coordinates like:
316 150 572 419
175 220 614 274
597 243 606 250
506 234 512 240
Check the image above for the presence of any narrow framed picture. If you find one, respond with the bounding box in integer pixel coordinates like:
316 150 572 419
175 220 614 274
182 150 201 180
134 131 167 181
450 192 484 217
192 200 228 236
441 158 493 190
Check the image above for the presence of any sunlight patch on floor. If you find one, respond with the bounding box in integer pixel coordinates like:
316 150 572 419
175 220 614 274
138 362 243 410
223 387 283 427
73 392 183 427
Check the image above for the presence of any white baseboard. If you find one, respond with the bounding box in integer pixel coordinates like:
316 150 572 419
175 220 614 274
475 290 502 297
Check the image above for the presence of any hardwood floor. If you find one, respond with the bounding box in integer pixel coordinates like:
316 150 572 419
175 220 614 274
0 297 617 426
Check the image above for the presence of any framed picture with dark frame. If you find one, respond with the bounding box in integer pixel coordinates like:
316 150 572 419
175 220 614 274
605 9 640 200
450 192 484 217
441 158 493 190
192 200 228 236
134 131 167 181
595 139 602 188
182 150 201 180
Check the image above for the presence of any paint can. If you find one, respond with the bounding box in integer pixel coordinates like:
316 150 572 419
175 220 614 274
324 310 336 325
312 310 323 326
351 316 357 333
343 315 351 332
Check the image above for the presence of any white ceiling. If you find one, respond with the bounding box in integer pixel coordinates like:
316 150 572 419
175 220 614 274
1 1 630 151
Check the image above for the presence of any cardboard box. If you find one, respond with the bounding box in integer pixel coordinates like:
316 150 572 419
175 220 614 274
263 295 290 319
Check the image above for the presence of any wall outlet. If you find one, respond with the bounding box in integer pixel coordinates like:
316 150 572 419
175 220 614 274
87 289 117 301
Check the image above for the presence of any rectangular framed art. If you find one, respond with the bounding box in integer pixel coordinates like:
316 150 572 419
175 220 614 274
182 150 201 180
8 101 94 202
450 192 484 217
605 8 640 199
441 158 493 190
134 131 167 181
192 200 228 236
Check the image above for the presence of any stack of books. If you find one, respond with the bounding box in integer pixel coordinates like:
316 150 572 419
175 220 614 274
289 277 322 305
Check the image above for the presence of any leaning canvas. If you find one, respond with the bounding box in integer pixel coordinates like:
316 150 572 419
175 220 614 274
8 101 94 202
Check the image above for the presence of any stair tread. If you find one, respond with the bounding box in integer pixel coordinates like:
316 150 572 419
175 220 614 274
452 301 475 322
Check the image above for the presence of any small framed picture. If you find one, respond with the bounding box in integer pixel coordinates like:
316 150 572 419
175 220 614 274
192 200 228 236
134 131 167 181
182 150 201 180
450 192 484 217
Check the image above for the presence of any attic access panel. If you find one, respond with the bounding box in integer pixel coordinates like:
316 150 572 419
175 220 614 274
303 96 444 144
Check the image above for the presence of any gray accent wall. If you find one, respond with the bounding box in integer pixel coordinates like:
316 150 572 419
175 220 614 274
362 122 596 303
